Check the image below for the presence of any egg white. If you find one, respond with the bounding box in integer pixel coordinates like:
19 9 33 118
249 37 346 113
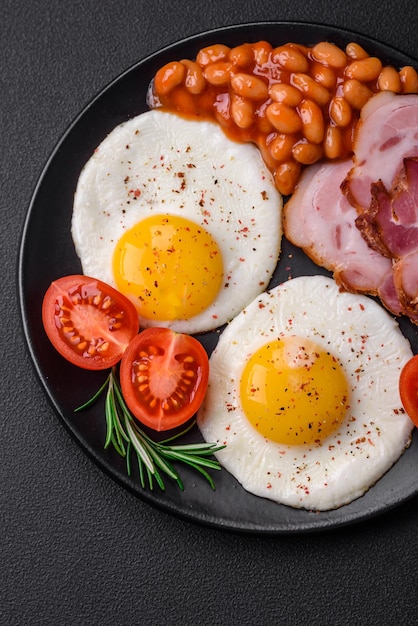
197 275 414 511
71 109 282 333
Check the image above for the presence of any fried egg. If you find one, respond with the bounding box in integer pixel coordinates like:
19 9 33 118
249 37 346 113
197 275 414 511
71 110 282 333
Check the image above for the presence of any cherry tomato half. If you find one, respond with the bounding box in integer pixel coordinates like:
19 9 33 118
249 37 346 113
120 327 209 432
399 354 418 428
42 275 140 370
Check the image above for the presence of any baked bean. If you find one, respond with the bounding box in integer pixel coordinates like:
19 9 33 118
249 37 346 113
400 66 418 93
311 41 347 68
257 106 275 134
266 102 302 134
292 43 311 57
324 125 344 159
345 57 383 82
230 94 254 128
345 42 369 60
272 45 309 72
299 99 325 144
229 44 254 67
329 96 352 127
342 79 373 109
152 38 418 196
310 62 337 90
274 161 302 195
377 66 402 93
269 133 296 161
292 140 323 165
181 59 206 95
154 61 186 95
256 136 278 171
291 73 330 106
196 44 230 66
204 62 233 86
268 83 302 106
231 73 269 100
252 41 273 65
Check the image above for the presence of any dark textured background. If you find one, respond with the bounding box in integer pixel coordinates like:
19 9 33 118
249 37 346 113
3 1 418 624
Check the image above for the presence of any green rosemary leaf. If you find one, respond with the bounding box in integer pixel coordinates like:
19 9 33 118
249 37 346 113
74 374 110 413
151 465 167 491
109 385 128 453
77 365 225 492
110 430 126 457
132 429 179 481
126 441 132 477
162 449 223 471
161 442 225 455
104 386 115 449
159 420 196 444
124 414 155 473
180 460 216 490
112 400 130 445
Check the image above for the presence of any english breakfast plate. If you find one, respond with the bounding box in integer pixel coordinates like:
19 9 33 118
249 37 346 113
18 21 418 533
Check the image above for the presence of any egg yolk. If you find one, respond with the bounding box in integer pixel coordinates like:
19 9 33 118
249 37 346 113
112 214 224 320
240 336 349 446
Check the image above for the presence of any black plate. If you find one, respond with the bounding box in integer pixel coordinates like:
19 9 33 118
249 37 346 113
18 21 418 533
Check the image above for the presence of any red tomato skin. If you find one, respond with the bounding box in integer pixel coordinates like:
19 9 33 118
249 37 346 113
120 327 209 431
399 355 418 428
42 275 140 370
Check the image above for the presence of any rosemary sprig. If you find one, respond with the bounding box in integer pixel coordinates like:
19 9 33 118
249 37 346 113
75 366 225 491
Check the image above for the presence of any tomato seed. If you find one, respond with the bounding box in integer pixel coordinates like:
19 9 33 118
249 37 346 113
101 297 112 309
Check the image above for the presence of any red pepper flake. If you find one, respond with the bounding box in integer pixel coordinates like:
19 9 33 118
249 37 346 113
266 482 272 489
239 257 245 262
359 303 365 311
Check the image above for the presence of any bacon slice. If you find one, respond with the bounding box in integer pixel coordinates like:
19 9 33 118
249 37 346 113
343 92 418 212
283 159 403 314
356 158 418 258
339 92 418 322
284 92 418 324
